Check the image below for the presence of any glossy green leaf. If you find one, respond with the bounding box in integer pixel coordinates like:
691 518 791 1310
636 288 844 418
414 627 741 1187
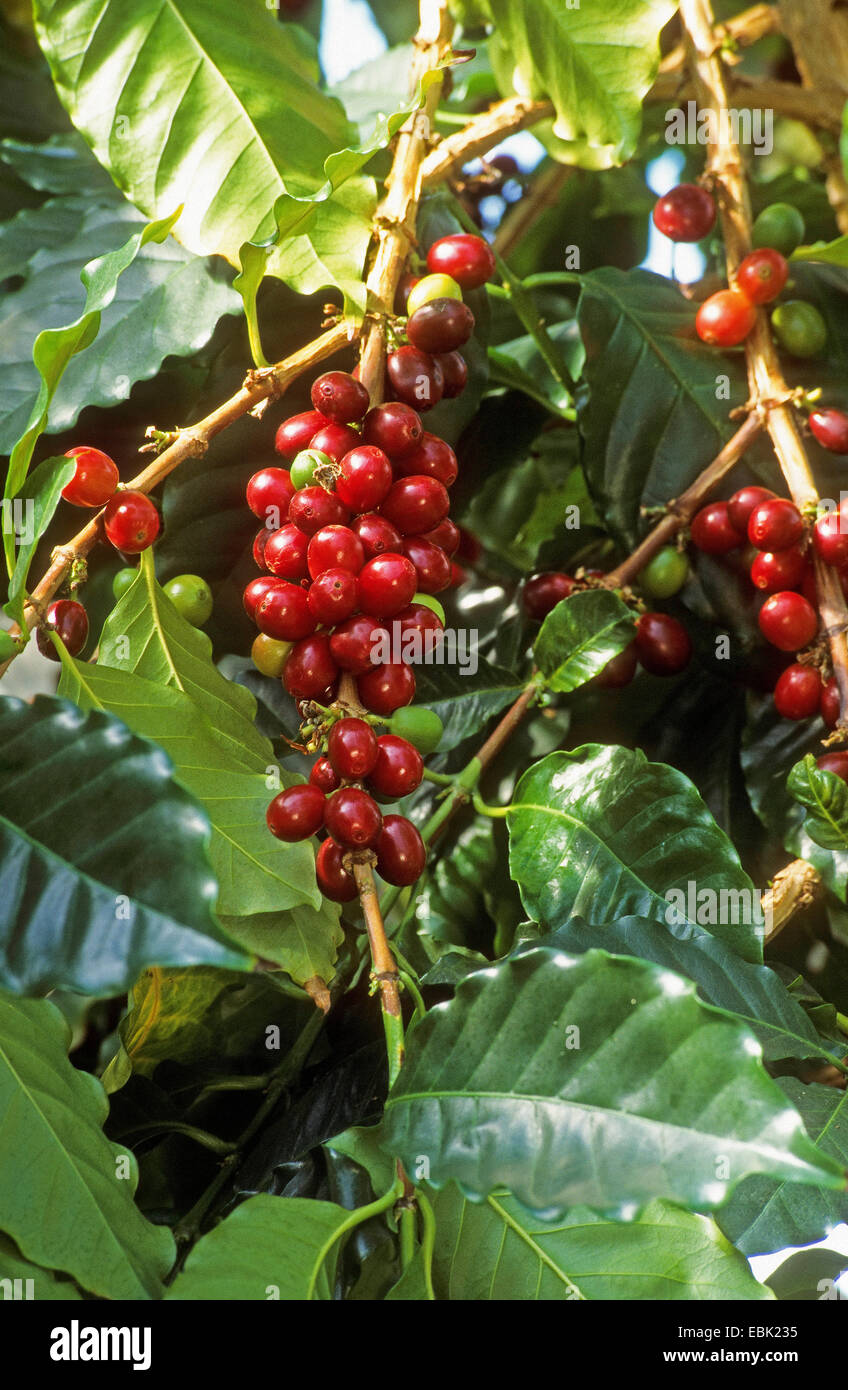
4 454 75 627
534 589 635 693
788 754 848 853
0 695 248 996
413 659 525 753
166 1194 349 1300
0 991 175 1298
388 1189 771 1301
485 0 675 170
719 1080 848 1255
0 132 119 196
508 746 764 963
766 1247 848 1300
383 947 844 1218
219 901 344 988
0 1233 83 1300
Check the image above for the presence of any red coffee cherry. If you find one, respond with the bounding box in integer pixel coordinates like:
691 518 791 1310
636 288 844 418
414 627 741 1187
401 536 451 594
595 640 638 689
369 735 423 798
307 568 360 625
750 547 806 593
727 485 776 534
283 634 338 698
263 524 309 580
690 501 744 554
252 527 270 570
329 614 387 674
256 584 315 641
758 591 818 651
362 402 424 458
288 486 349 536
380 476 449 535
821 678 840 730
310 370 370 423
809 409 848 455
523 572 575 620
422 517 460 555
736 248 789 305
275 410 328 459
747 498 804 552
244 575 285 621
395 603 444 658
635 612 692 675
36 599 89 660
359 553 418 617
336 445 393 513
386 346 444 412
357 660 416 714
813 509 848 568
246 467 295 521
773 663 822 720
307 525 365 579
426 233 496 289
816 752 848 783
376 814 426 886
696 290 757 347
434 351 467 398
61 446 119 508
325 785 383 849
652 184 716 242
352 512 403 558
393 433 458 487
266 785 326 841
308 422 361 463
328 717 379 780
407 298 475 353
310 755 341 793
316 838 358 902
103 490 160 552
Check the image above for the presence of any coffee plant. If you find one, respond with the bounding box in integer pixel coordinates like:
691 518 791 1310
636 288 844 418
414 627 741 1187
4 0 848 1308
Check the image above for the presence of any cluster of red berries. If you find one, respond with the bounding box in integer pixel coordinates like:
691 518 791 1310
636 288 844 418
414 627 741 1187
522 571 692 684
248 232 495 901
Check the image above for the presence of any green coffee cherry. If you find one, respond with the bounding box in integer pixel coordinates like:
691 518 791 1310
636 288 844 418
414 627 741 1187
389 705 444 753
771 300 827 358
163 573 213 626
290 449 333 491
752 202 805 258
251 633 293 677
112 567 137 601
406 273 463 316
638 547 689 599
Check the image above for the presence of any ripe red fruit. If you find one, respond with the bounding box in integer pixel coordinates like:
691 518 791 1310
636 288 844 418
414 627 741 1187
329 614 387 674
336 445 393 513
422 517 460 555
749 547 806 593
809 409 848 455
380 476 449 535
736 248 789 305
696 290 757 347
288 486 349 536
758 590 818 651
310 756 341 794
325 786 383 849
727 485 776 533
307 567 359 624
369 735 423 798
594 641 638 689
283 635 338 699
256 584 315 641
362 402 423 458
401 536 451 593
307 525 365 579
395 603 444 658
386 346 444 412
266 785 326 841
274 410 328 459
747 498 804 552
316 838 358 902
310 370 370 423
821 678 840 730
652 184 716 242
635 612 692 675
357 661 416 714
243 575 285 621
308 422 361 463
393 433 458 487
773 663 822 720
407 298 475 353
359 553 418 617
61 446 119 508
426 233 496 289
813 510 848 567
816 752 848 783
246 467 295 521
352 512 403 558
328 717 379 780
395 271 421 315
264 523 309 581
434 351 467 398
36 599 89 660
690 501 743 554
523 572 575 620
376 814 426 886
103 490 160 553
